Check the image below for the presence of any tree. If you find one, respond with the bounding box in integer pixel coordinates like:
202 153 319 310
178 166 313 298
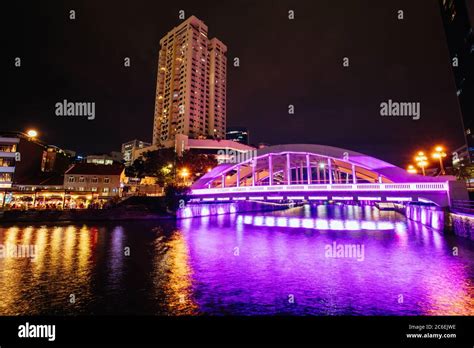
177 150 217 181
125 157 146 178
450 158 474 187
164 183 190 212
125 148 218 185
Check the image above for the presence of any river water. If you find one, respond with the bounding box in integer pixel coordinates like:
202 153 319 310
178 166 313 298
0 204 473 315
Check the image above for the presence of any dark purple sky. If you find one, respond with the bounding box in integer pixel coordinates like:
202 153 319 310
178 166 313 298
3 0 465 166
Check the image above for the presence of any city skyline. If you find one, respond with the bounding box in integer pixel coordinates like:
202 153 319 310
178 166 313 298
3 0 467 166
1 1 474 343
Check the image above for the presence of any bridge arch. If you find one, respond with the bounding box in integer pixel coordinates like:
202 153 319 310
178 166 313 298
193 144 445 189
190 144 466 208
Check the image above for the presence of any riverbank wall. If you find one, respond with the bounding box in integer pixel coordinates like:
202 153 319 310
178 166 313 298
447 212 474 241
176 201 296 219
400 203 474 241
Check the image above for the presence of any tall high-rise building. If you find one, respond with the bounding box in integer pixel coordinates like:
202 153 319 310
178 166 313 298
439 0 474 163
152 16 227 147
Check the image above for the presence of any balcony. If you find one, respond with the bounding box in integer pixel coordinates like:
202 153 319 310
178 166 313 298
0 166 15 173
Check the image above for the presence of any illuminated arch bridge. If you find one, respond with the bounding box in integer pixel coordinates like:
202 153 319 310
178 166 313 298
190 144 467 208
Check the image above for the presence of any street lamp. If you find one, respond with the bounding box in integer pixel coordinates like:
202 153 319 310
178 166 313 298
407 165 417 174
415 151 429 176
179 168 189 184
26 129 38 139
432 146 447 175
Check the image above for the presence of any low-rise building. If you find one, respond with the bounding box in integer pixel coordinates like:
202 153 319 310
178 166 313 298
64 163 124 198
86 152 123 165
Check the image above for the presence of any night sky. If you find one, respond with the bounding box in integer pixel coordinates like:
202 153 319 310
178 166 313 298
3 0 466 166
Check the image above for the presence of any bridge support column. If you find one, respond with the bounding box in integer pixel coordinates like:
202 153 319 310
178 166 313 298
306 154 311 184
299 164 304 185
352 164 357 184
286 153 291 185
252 159 256 186
236 165 240 187
269 155 273 185
327 158 332 185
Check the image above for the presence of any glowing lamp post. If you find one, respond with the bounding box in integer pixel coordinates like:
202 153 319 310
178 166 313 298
26 129 38 139
415 151 428 176
432 146 447 175
179 168 190 184
407 165 417 174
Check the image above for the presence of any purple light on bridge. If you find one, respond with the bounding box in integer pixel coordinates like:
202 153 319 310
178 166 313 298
289 218 301 228
316 219 329 229
265 216 276 226
361 221 377 230
345 221 360 230
201 207 210 216
277 217 288 227
329 220 344 230
254 216 264 226
240 215 395 231
183 207 193 218
302 218 315 228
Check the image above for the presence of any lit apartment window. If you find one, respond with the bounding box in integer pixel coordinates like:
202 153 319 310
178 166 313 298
0 145 17 152
0 173 12 182
91 187 98 192
103 187 109 194
79 187 85 191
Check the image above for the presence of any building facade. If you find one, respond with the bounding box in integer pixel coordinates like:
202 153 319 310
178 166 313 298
0 136 18 190
440 0 474 162
0 132 70 188
64 163 124 198
122 139 151 166
152 16 227 147
85 152 123 165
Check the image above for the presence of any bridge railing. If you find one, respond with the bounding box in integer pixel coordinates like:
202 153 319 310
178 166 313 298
192 182 449 195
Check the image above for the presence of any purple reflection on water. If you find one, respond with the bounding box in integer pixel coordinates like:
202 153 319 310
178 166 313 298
178 204 474 315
